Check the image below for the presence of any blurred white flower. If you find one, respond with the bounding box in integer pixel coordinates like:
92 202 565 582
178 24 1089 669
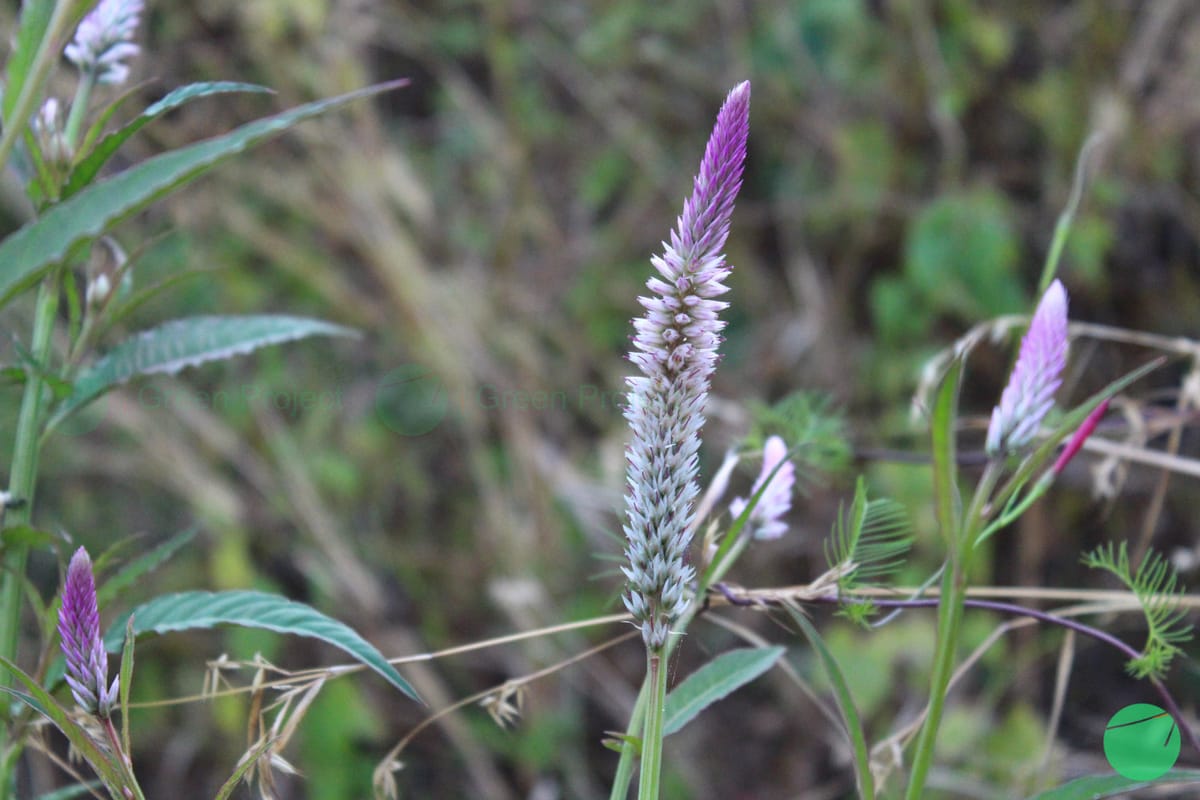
729 435 795 540
65 0 145 85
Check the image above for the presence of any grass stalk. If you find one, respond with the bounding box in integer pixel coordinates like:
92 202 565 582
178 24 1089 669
0 277 60 798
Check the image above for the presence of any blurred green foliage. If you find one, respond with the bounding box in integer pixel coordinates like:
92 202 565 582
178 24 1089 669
5 1 1200 797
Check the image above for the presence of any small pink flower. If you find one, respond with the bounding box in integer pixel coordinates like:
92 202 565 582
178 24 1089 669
986 280 1069 455
729 436 795 540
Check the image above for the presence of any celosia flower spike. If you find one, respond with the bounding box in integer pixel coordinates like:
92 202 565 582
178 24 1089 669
623 82 750 650
986 279 1069 456
729 436 796 540
65 0 145 86
58 547 118 717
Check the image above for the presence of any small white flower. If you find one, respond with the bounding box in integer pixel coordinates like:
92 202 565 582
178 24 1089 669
65 0 145 86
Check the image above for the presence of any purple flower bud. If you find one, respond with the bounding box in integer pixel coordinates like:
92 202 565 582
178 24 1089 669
58 547 118 717
986 280 1069 456
623 82 750 650
1053 398 1109 475
729 436 796 540
64 0 145 86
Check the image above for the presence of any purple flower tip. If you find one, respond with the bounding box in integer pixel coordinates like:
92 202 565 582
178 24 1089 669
986 279 1069 456
729 435 796 540
58 547 118 717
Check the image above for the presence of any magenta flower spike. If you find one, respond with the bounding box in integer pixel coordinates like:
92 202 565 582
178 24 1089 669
986 280 1069 456
622 82 750 650
729 436 796 540
58 547 118 718
65 0 145 86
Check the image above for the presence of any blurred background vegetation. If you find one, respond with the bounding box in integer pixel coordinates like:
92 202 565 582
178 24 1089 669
6 0 1200 797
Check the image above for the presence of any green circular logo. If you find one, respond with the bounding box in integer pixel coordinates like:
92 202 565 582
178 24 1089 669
1103 703 1180 780
374 364 448 436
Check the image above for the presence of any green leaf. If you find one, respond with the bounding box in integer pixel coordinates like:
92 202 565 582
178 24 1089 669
119 616 135 756
2 0 54 126
0 523 56 551
931 358 964 547
51 314 358 425
0 79 407 308
63 81 274 198
825 477 912 591
1027 770 1200 799
784 603 874 799
213 735 275 800
0 656 129 794
662 646 784 736
102 590 420 702
96 528 197 608
33 781 104 800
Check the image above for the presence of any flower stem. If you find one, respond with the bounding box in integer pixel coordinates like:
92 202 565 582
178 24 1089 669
0 276 60 798
904 557 967 799
637 650 668 800
609 680 647 800
63 70 96 154
0 0 82 176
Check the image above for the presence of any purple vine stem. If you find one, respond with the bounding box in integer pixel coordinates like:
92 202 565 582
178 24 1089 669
712 583 1200 758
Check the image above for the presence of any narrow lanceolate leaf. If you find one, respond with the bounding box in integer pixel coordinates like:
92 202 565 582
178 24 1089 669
2 0 54 126
1027 770 1200 800
0 79 407 308
785 603 874 800
102 590 420 702
662 646 784 736
52 314 358 423
96 528 197 607
213 736 276 800
931 358 964 547
64 81 274 198
0 656 128 793
33 780 103 800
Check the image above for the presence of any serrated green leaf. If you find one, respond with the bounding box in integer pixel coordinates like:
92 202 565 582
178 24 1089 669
102 590 420 702
1027 769 1200 799
64 81 274 198
51 314 358 425
662 646 784 736
0 79 407 308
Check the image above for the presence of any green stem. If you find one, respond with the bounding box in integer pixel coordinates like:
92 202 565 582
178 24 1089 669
0 0 82 176
636 650 668 800
608 680 647 800
904 461 998 799
0 277 59 797
904 558 967 799
62 70 95 154
612 527 750 796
